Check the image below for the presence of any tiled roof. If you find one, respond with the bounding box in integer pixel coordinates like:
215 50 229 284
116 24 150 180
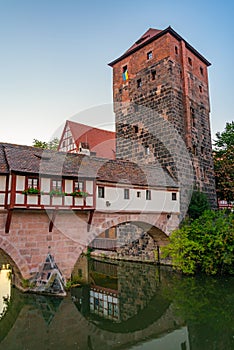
108 26 211 67
61 120 116 159
124 28 162 54
0 143 178 188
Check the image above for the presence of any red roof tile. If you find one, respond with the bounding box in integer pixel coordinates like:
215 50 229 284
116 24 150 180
60 120 116 159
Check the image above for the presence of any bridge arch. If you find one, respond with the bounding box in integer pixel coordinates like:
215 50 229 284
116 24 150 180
0 237 31 280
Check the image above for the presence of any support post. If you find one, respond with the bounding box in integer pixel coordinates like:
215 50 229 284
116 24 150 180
49 209 58 232
5 209 13 233
87 210 95 232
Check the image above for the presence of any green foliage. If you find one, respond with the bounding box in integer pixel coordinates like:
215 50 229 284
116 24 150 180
32 137 59 150
213 121 234 203
65 275 81 290
162 210 234 275
49 189 66 197
22 188 42 195
188 190 210 219
70 190 89 197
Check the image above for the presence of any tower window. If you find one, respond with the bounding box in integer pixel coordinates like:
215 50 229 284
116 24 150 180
124 188 130 200
172 192 177 201
175 46 178 54
122 65 128 81
146 190 151 200
199 85 203 93
147 51 153 60
133 125 139 133
134 104 139 112
137 191 141 198
201 146 204 154
188 57 192 66
151 70 156 81
137 78 142 88
145 145 150 155
200 67 204 76
98 186 105 198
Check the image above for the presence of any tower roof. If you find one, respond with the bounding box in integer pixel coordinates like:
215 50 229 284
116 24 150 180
108 26 211 67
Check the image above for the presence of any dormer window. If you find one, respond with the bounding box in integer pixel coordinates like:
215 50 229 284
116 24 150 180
147 51 153 60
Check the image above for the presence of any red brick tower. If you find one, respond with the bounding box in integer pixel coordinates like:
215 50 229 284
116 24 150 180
109 26 216 209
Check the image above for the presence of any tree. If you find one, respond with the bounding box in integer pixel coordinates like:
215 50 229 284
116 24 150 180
213 122 234 203
32 138 60 150
188 190 210 220
162 210 234 275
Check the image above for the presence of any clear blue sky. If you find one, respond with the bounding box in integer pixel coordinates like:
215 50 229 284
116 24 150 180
0 0 233 145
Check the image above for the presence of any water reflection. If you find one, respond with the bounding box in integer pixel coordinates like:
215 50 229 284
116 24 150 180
0 265 11 320
0 255 233 350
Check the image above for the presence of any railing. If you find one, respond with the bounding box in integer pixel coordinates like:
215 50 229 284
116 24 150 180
89 238 118 251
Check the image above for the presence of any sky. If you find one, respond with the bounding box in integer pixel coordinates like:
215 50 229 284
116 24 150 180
0 0 233 146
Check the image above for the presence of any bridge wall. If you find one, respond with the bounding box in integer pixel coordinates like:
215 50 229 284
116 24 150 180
0 209 179 280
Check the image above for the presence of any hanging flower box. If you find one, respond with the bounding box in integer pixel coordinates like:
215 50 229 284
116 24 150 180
49 189 66 197
22 188 42 195
70 190 89 198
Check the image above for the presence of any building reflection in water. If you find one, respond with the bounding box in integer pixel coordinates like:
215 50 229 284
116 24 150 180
0 264 11 320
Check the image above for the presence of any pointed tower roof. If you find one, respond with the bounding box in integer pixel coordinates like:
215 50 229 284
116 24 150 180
125 28 162 54
108 26 211 67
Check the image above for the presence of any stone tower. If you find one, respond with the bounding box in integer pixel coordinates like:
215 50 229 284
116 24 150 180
109 26 216 210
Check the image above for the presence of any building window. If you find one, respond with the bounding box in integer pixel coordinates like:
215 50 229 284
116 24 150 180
199 85 203 93
145 145 150 155
133 125 139 133
74 181 84 191
98 186 105 198
172 192 177 201
151 70 156 81
124 188 130 200
200 66 204 76
190 107 196 127
137 78 142 88
175 46 178 54
52 180 62 191
147 51 153 60
122 65 128 81
137 191 141 198
188 57 192 66
28 178 39 189
146 190 151 200
201 146 204 154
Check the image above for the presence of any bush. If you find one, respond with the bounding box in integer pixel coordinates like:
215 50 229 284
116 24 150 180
162 210 234 275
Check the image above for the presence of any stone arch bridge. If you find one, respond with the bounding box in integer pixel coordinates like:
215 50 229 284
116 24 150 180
0 209 179 281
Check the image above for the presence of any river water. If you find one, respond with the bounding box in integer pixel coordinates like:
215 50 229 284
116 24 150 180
0 255 233 350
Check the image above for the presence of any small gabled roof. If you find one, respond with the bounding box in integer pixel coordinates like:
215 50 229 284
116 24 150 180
0 143 178 189
60 120 116 159
108 26 211 67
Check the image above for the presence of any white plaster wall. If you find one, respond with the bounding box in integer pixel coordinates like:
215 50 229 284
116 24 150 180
74 197 84 206
0 194 5 205
8 176 11 190
41 178 50 192
16 194 25 205
96 186 180 213
64 196 73 206
86 181 93 195
86 197 93 206
41 195 50 205
0 176 6 191
65 180 73 193
16 176 25 191
27 195 38 205
52 196 63 206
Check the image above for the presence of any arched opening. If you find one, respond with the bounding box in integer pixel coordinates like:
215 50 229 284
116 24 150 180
88 220 169 263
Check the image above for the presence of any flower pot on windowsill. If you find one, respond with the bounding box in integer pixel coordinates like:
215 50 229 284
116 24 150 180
49 190 66 197
70 191 89 198
22 188 42 195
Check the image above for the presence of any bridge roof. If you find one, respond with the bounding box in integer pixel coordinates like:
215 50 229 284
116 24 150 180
0 143 178 188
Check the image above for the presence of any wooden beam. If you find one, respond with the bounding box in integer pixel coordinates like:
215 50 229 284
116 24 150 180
87 210 95 232
5 209 13 233
49 209 58 232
